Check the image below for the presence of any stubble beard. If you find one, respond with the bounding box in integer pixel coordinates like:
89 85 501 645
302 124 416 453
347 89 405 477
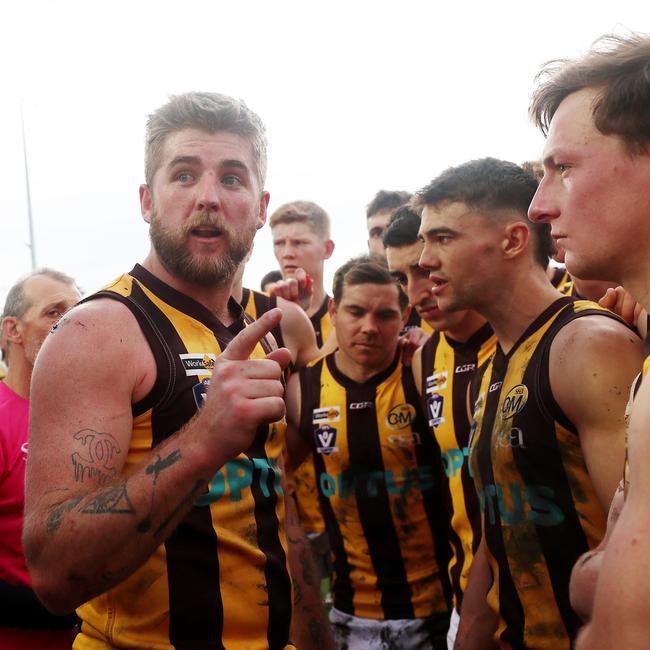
149 209 256 287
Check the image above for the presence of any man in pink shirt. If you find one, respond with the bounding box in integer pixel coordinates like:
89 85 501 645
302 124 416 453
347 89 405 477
0 269 80 648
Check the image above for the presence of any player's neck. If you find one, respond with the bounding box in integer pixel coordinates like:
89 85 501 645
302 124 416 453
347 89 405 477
334 348 396 384
3 355 31 400
619 272 650 317
142 254 237 325
480 266 562 355
444 311 488 344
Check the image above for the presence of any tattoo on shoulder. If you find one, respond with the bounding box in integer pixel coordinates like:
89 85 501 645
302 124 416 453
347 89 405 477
72 429 121 485
80 482 135 515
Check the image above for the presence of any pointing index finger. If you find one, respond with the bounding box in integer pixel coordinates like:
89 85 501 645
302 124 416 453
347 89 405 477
222 308 283 361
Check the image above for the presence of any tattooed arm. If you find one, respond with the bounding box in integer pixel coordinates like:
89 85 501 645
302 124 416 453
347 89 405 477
285 489 334 650
23 299 290 614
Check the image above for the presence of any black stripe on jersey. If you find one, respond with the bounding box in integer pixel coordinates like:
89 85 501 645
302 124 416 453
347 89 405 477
335 354 414 619
246 426 292 649
309 296 330 347
300 359 356 614
402 365 453 609
447 335 481 608
474 352 526 644
241 287 252 313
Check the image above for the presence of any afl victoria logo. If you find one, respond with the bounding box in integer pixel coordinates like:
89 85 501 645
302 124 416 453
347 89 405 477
501 384 528 419
386 404 416 430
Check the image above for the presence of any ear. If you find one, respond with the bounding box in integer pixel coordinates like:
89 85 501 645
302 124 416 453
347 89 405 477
502 222 530 260
1 316 22 346
328 297 337 327
140 184 153 224
323 239 335 260
256 191 270 230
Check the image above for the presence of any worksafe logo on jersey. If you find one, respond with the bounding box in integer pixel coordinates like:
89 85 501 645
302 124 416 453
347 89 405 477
179 353 217 376
386 404 416 430
315 425 338 454
426 371 448 393
312 406 341 423
427 393 445 428
501 384 528 419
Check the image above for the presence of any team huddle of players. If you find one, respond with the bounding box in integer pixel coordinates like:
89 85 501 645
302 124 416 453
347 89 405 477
1 30 649 650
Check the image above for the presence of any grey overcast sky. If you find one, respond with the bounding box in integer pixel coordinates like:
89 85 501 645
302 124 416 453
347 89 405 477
1 0 648 305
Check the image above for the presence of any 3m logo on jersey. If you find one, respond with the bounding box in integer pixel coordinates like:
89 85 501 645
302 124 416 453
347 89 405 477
426 371 448 393
386 404 416 430
312 406 341 423
501 384 528 419
427 393 445 428
315 424 338 454
179 353 217 376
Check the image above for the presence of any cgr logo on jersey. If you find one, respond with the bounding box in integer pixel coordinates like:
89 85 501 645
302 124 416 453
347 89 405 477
489 381 503 393
455 363 476 374
350 401 373 410
313 406 341 423
315 425 338 454
386 403 416 430
427 393 445 427
426 371 448 393
180 353 217 376
501 384 528 419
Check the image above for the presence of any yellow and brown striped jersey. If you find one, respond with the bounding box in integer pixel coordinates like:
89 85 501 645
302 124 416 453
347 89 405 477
420 323 496 609
469 297 624 649
75 264 294 650
309 296 333 348
299 351 452 620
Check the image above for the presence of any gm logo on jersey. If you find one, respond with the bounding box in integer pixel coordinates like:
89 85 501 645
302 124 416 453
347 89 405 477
386 404 416 430
315 425 338 454
426 371 448 393
180 353 217 376
313 406 341 423
501 384 528 419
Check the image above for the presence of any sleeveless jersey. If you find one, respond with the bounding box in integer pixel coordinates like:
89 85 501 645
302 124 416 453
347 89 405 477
309 296 333 347
469 297 624 649
420 323 496 609
75 265 294 650
299 352 452 620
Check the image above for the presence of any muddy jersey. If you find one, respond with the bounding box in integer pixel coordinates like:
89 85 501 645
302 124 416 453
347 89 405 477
299 351 452 620
75 264 293 650
469 297 625 650
420 324 496 609
309 296 334 348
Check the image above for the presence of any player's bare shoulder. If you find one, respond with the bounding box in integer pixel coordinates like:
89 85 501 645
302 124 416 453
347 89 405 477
37 296 157 403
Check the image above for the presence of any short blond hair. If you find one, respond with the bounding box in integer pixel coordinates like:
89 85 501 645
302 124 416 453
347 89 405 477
269 200 331 240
